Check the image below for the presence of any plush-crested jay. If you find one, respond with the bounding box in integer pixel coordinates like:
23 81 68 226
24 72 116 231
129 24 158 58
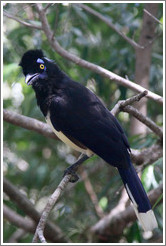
19 49 158 231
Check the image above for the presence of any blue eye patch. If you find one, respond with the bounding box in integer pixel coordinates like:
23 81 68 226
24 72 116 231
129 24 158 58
37 58 44 64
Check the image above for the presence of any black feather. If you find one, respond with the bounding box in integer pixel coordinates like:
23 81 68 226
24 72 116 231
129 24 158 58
19 49 44 67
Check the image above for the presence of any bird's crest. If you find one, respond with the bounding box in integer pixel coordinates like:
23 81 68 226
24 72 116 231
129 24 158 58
19 49 44 67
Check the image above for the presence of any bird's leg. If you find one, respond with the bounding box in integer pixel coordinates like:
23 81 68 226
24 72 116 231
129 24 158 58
63 153 89 183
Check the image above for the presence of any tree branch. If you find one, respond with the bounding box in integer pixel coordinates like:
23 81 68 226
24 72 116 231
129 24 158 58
32 154 88 243
122 105 163 139
3 10 42 30
4 204 36 233
76 3 144 50
32 174 71 243
3 109 57 140
34 3 162 105
131 143 163 166
111 90 148 115
43 3 53 12
143 8 162 25
111 90 163 139
7 229 27 243
81 169 105 218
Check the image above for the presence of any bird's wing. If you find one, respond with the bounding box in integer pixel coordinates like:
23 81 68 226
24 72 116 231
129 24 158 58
48 85 130 168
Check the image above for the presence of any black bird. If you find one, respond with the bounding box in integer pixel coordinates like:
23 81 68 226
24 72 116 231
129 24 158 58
19 49 158 231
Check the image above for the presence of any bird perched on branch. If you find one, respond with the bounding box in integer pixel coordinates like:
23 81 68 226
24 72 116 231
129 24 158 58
19 49 158 232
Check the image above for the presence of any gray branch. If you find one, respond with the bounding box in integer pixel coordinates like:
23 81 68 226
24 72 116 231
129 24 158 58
76 3 144 49
4 10 42 30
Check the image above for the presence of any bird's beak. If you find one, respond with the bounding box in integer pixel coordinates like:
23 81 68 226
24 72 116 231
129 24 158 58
25 73 39 85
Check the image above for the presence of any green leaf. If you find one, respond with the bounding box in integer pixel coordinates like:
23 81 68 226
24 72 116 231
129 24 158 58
99 197 108 210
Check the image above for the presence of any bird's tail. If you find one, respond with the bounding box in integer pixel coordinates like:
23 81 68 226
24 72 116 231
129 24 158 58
118 162 158 231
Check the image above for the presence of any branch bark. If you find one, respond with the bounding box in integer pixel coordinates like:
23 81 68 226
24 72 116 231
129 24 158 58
76 3 144 49
32 174 71 243
111 90 148 115
3 109 57 140
7 229 27 243
4 204 36 233
143 8 162 25
122 105 163 138
32 154 89 243
131 143 163 166
3 10 42 30
81 169 105 218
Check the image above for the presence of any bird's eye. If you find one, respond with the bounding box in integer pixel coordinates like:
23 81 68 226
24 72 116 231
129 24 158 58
40 64 45 70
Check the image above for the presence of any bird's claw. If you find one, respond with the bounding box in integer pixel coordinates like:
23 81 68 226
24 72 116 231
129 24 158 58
63 167 79 183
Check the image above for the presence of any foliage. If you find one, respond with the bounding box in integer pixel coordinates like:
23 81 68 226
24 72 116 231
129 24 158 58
3 2 163 243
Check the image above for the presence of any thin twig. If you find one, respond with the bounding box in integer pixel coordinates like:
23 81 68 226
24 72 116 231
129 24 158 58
110 91 163 139
77 4 162 50
81 169 105 218
123 105 163 138
44 3 53 12
131 143 163 166
111 90 148 115
144 8 162 25
32 154 88 243
8 229 27 243
33 176 72 242
3 204 36 233
3 11 42 30
51 5 60 40
76 3 144 50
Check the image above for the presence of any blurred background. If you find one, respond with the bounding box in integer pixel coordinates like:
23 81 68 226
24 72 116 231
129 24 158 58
3 2 163 243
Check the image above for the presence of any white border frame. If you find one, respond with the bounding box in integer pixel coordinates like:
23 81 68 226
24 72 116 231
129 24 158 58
1 1 165 245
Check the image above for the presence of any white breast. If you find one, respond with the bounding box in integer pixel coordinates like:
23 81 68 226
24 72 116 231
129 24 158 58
46 112 93 157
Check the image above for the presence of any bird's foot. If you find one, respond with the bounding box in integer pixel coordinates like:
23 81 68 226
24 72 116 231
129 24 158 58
63 166 79 183
63 154 89 183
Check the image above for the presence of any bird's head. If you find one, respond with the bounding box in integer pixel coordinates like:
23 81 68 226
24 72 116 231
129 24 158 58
19 49 56 86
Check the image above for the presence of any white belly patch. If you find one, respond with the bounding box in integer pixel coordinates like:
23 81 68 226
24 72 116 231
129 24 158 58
45 112 93 157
